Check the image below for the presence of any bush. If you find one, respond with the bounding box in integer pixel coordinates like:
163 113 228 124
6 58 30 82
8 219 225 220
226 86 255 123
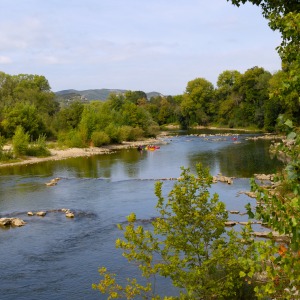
91 131 111 147
105 124 122 144
93 164 251 299
26 134 51 157
57 130 87 148
145 124 159 137
12 126 29 156
0 135 14 161
119 126 144 141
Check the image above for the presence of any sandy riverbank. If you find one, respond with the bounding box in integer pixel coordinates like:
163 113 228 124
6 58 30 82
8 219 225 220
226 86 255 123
0 138 165 168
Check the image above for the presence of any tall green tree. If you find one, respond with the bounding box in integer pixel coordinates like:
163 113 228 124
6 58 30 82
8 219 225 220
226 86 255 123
228 0 300 126
216 70 242 125
1 102 46 139
181 78 215 128
125 91 147 105
237 67 271 128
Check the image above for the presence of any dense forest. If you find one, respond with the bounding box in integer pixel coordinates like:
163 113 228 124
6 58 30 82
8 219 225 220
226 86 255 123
0 65 299 154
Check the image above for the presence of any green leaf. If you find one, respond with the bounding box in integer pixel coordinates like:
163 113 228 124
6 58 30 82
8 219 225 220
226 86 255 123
287 131 296 140
239 271 246 278
284 119 293 128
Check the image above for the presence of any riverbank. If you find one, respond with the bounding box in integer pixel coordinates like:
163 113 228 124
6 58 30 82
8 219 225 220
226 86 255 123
0 138 164 168
0 127 283 168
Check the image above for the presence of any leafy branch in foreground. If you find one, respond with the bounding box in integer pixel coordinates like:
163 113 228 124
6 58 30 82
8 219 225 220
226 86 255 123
93 164 253 299
245 118 300 299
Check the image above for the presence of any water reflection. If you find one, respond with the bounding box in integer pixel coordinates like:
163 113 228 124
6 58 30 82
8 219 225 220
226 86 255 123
188 137 283 177
0 131 284 300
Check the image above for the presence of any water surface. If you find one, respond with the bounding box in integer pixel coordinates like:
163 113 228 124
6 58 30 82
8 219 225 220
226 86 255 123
0 132 283 299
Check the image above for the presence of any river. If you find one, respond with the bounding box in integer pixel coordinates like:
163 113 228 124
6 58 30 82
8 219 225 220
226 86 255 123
0 130 283 299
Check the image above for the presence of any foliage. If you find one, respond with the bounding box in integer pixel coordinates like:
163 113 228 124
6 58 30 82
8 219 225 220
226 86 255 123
25 134 51 157
241 118 300 299
1 102 46 139
91 131 111 147
0 134 13 161
227 0 300 127
104 124 123 144
54 101 84 131
94 164 252 299
57 130 87 148
119 126 144 141
180 78 215 127
12 126 30 156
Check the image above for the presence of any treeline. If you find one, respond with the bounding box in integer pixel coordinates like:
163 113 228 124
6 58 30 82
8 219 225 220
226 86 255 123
0 66 299 151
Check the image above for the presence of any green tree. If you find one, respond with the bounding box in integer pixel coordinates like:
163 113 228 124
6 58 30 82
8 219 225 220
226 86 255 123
237 67 271 127
216 70 242 125
228 0 300 298
12 126 30 156
181 78 215 127
107 93 125 111
1 102 46 139
77 104 98 145
54 101 84 131
11 74 59 116
125 91 147 105
228 0 300 126
243 119 300 299
93 164 251 299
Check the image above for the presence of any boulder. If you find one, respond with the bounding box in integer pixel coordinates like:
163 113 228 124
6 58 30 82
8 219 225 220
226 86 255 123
0 217 26 227
45 177 61 186
65 212 75 218
27 211 34 216
0 218 12 226
217 175 233 184
36 211 46 217
11 218 26 227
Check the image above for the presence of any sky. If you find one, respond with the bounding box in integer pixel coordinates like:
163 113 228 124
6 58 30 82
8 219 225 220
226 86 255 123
0 0 282 95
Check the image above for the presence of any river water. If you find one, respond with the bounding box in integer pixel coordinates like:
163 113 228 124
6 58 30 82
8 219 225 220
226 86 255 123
0 131 283 299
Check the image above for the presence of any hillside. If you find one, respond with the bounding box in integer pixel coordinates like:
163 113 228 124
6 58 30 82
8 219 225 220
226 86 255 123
55 89 163 105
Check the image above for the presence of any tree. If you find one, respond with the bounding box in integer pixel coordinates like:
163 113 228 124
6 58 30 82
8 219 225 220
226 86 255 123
228 0 300 126
125 91 147 105
237 67 271 127
1 102 46 139
216 70 242 126
93 164 252 299
54 101 84 130
181 78 215 127
228 0 300 298
242 119 300 299
12 126 30 156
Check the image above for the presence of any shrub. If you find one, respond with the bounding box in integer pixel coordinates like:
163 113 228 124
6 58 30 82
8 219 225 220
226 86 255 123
12 126 30 156
57 130 87 148
93 164 251 299
0 135 14 161
144 124 159 137
91 131 111 147
105 124 122 144
26 134 51 157
119 126 144 141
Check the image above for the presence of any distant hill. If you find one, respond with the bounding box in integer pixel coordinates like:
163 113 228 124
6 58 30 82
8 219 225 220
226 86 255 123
55 89 163 106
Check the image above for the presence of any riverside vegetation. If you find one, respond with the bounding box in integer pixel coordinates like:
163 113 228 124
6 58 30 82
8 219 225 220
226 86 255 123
92 0 300 299
0 2 299 162
1 0 300 299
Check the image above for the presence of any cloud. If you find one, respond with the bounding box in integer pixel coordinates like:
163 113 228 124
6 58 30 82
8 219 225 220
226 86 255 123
0 56 12 64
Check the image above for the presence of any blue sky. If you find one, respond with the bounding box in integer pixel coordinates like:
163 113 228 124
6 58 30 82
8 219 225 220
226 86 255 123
0 0 281 95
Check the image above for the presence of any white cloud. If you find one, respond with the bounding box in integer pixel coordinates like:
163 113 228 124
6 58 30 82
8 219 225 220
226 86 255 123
0 0 282 94
0 56 12 64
